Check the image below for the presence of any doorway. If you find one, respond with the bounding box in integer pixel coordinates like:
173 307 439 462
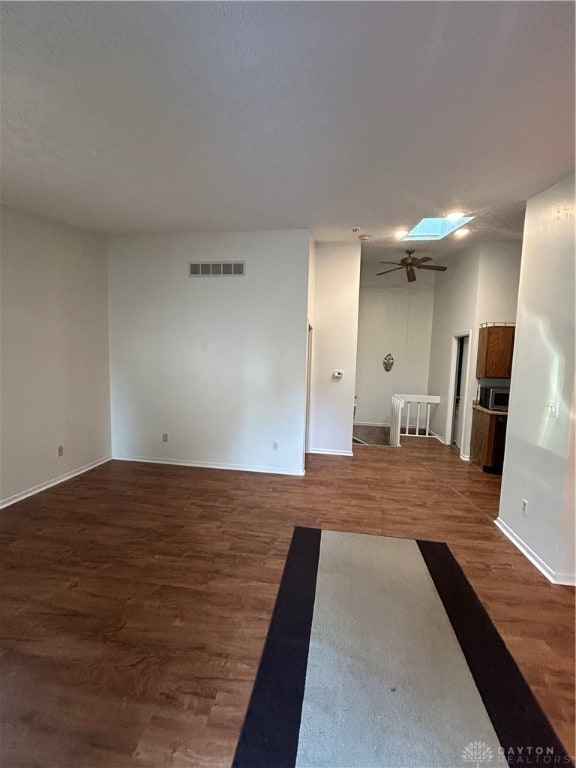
451 334 469 450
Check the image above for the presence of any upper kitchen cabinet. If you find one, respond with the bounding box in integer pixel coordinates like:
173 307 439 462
476 324 515 378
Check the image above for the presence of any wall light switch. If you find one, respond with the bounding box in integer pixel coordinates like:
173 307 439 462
545 401 559 418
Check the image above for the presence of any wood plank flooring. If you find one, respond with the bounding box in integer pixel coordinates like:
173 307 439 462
1 440 574 767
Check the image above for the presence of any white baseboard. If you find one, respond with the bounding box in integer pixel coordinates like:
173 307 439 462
354 421 390 428
0 456 111 509
494 517 575 586
308 448 354 457
460 452 470 461
114 455 305 477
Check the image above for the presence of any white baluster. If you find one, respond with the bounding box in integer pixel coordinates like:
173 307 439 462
391 394 440 445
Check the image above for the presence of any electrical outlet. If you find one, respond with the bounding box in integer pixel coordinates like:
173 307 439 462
272 441 278 450
162 433 168 443
521 498 528 518
58 445 64 457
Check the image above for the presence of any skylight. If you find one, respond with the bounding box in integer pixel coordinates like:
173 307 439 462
403 216 474 241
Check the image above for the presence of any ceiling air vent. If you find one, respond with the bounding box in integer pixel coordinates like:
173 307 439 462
189 261 245 277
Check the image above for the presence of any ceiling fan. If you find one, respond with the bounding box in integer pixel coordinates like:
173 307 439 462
377 250 448 283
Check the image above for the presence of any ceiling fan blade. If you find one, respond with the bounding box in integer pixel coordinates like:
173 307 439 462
378 261 403 266
413 256 432 266
406 266 416 282
416 264 448 271
376 266 404 276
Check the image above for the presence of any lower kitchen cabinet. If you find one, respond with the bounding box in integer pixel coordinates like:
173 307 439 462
470 404 508 474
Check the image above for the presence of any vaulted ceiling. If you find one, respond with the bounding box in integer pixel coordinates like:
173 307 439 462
1 2 574 246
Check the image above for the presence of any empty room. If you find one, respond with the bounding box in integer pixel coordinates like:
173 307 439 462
1 3 574 767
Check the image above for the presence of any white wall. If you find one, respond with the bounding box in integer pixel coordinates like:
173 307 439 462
427 245 481 451
0 207 110 505
308 242 361 455
108 230 310 475
497 176 575 585
305 238 316 452
355 273 434 425
307 237 316 326
557 382 575 578
476 241 522 325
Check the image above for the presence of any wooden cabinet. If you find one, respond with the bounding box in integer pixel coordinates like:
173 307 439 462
476 325 515 378
471 404 508 474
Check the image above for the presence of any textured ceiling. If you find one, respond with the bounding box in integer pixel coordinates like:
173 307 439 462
1 2 574 242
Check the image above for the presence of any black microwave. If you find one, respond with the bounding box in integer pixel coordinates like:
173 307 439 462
479 387 510 411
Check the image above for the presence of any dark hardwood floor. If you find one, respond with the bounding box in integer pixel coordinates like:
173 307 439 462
1 440 574 767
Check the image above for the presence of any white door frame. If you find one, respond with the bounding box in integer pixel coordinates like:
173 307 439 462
445 330 472 460
305 323 313 454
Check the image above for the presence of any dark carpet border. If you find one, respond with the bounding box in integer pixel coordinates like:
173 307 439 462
417 540 574 767
232 526 321 768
